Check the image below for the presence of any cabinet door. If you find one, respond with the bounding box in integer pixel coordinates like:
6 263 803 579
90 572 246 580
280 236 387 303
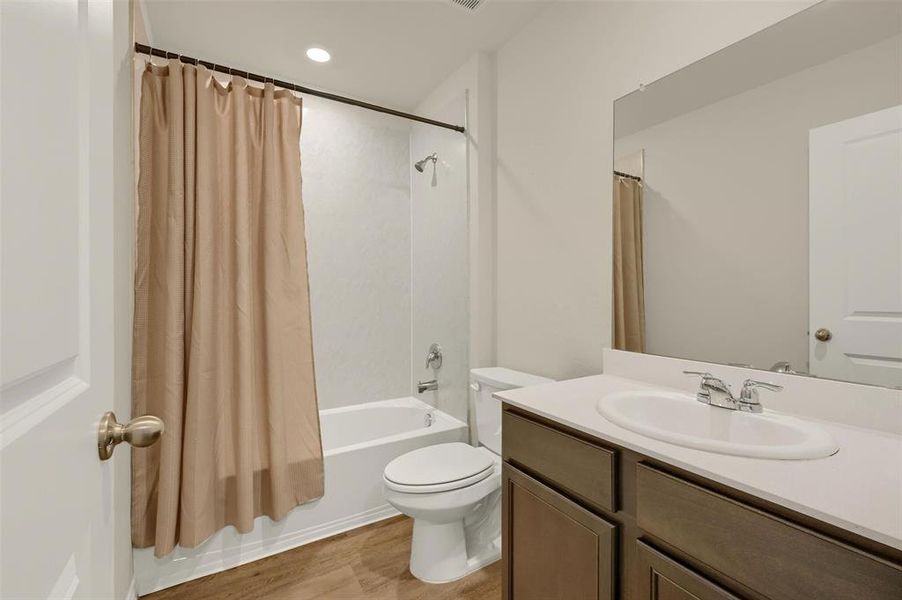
637 541 740 600
503 464 616 600
637 464 902 599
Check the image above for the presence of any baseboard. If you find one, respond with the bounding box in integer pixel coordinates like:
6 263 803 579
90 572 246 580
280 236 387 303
136 504 400 596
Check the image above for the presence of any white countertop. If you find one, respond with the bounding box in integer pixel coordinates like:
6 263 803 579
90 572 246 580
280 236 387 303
496 374 902 551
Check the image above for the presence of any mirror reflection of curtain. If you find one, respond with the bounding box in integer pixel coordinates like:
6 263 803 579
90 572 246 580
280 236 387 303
132 62 324 558
613 175 646 352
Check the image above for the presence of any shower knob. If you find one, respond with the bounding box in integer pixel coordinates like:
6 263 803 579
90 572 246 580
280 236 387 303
425 343 443 369
98 412 164 461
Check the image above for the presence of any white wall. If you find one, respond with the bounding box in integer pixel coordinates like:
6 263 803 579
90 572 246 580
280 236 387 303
134 0 151 45
302 98 412 409
616 34 901 371
410 98 470 424
493 1 814 381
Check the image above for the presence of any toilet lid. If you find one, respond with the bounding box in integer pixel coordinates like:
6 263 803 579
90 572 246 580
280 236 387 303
384 442 494 488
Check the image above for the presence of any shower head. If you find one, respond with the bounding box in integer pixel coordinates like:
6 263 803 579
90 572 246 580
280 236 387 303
414 153 438 173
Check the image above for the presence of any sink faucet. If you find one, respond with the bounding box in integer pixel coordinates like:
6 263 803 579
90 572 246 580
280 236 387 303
683 371 782 413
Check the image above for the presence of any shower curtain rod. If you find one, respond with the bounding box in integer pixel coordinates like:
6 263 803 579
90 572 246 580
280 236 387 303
614 170 642 182
135 43 466 134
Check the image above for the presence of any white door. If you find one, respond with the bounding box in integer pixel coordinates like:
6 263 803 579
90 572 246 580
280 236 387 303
2 1 120 597
809 105 902 388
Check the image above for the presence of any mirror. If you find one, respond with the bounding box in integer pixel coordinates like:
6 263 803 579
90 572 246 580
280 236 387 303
612 0 902 389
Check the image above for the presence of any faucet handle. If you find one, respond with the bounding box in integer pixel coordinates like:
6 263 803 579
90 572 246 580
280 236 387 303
738 379 783 413
684 371 719 405
741 379 783 393
425 343 443 369
683 370 730 389
683 370 713 379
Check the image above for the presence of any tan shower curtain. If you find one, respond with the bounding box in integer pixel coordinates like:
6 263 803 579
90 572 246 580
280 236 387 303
612 176 646 352
132 62 323 557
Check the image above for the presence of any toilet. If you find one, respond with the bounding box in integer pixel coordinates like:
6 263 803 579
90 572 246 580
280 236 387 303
383 367 553 583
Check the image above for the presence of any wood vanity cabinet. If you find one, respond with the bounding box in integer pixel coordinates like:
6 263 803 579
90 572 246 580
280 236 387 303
502 465 616 600
635 542 739 600
501 405 902 600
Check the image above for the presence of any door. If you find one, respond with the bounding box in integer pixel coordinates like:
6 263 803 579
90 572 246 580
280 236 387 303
809 105 902 388
502 464 616 600
636 542 740 600
2 1 120 597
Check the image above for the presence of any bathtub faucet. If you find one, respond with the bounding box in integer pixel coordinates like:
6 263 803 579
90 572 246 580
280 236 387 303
418 379 438 394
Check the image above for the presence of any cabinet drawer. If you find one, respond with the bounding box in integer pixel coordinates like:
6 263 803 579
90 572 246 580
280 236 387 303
503 464 616 600
637 464 902 600
502 410 616 512
637 541 740 600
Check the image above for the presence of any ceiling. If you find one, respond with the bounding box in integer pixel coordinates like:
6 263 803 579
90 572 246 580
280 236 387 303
142 0 550 111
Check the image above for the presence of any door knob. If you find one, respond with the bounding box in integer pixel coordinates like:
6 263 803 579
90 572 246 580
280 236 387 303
98 412 164 461
814 328 832 342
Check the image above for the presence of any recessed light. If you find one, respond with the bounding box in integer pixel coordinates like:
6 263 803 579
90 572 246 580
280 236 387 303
306 47 331 63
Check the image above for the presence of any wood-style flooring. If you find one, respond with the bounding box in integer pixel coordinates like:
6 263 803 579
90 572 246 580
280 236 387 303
142 516 501 600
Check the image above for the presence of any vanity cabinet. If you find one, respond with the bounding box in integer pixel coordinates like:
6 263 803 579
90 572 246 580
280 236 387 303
502 406 902 600
502 465 616 600
636 542 739 600
502 410 616 512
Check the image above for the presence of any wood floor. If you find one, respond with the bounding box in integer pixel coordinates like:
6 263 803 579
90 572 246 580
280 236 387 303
142 516 502 600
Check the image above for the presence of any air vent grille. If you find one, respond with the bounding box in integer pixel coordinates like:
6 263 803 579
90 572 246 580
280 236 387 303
449 0 485 13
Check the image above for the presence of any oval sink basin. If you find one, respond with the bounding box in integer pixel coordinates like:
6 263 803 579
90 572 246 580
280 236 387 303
597 391 839 460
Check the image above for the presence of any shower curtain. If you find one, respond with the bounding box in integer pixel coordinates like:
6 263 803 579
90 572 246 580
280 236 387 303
132 61 323 557
612 175 646 353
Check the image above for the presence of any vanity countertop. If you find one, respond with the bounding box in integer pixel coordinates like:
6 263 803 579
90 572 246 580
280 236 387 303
496 374 902 552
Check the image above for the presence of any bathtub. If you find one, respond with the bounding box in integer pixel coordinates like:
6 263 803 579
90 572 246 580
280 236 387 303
134 397 467 595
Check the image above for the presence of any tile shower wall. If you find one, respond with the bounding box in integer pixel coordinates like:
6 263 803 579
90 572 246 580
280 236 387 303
411 96 470 424
302 97 412 409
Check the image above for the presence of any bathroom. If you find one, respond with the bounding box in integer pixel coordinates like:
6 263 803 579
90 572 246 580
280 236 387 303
1 0 899 599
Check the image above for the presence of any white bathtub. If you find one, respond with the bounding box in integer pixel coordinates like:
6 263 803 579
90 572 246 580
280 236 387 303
322 397 459 453
134 397 467 595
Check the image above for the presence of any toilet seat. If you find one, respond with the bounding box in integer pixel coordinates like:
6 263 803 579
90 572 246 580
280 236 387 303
384 442 494 494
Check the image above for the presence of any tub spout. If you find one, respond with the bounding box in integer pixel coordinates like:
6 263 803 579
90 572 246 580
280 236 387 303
418 379 438 394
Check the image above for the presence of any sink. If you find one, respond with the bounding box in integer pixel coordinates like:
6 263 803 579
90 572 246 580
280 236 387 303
597 391 839 460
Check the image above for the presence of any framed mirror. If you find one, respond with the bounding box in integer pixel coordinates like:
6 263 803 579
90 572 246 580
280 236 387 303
612 0 901 389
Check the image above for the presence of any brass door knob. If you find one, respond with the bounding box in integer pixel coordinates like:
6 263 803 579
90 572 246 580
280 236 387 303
814 328 832 342
98 412 164 461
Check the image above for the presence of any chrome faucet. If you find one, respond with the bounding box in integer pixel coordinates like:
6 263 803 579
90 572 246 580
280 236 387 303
683 371 782 413
418 379 438 394
770 361 797 374
683 371 735 409
425 343 443 370
738 379 783 413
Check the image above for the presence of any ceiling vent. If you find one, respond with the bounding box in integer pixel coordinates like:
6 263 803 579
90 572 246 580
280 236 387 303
449 0 485 13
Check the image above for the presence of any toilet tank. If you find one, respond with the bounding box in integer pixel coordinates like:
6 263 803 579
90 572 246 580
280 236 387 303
471 367 554 454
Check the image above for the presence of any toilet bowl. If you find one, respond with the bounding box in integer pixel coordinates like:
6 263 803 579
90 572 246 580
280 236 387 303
383 368 553 583
383 443 502 583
